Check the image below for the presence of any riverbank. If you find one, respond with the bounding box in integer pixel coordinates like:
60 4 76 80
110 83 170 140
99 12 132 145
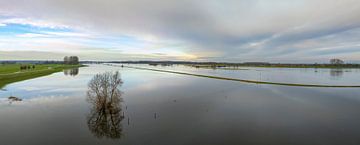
0 64 85 88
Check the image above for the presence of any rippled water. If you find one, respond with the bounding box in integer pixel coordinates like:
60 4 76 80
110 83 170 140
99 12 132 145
1 64 360 145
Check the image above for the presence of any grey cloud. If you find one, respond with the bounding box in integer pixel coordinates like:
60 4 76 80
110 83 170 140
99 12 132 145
1 0 360 62
0 50 188 61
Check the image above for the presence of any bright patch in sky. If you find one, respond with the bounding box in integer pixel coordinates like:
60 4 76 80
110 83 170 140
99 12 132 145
0 0 360 62
0 18 191 60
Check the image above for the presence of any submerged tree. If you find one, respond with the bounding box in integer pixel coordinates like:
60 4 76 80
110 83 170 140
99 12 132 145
86 71 124 139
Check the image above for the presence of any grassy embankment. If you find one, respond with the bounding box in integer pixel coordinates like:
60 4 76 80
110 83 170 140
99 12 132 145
121 65 360 88
0 64 84 88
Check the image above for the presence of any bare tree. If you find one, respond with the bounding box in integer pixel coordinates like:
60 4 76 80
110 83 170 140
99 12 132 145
86 71 124 139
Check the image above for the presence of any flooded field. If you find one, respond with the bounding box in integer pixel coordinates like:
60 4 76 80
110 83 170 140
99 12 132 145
1 64 360 145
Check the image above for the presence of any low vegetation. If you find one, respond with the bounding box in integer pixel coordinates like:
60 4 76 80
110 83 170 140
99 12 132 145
0 64 84 88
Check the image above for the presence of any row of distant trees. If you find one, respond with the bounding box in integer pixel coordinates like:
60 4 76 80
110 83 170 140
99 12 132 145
20 65 35 70
64 56 79 65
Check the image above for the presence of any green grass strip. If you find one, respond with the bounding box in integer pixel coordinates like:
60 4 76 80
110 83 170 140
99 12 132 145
122 65 360 88
0 64 84 88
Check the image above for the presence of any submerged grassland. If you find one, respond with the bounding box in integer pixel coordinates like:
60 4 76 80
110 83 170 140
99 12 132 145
0 64 84 88
185 64 360 70
121 65 360 88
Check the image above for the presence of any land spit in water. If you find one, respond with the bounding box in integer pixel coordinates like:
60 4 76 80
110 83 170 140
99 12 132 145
0 64 85 88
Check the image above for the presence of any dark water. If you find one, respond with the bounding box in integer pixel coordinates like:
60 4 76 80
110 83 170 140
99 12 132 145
1 64 360 145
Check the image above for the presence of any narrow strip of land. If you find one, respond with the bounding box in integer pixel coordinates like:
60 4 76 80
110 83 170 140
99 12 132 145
119 65 360 88
0 64 84 88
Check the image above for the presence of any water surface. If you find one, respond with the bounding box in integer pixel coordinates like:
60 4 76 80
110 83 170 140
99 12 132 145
1 64 360 145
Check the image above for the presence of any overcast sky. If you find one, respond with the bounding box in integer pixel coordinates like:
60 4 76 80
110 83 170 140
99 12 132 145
0 0 360 62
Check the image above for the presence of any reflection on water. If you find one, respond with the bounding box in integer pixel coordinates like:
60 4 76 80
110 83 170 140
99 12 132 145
86 71 125 139
2 64 360 145
330 69 344 77
64 68 79 76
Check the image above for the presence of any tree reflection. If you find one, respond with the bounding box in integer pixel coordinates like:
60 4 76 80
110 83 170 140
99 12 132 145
330 69 343 77
86 71 124 139
63 68 79 76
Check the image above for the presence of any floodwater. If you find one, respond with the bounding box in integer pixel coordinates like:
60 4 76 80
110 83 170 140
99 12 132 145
1 64 360 145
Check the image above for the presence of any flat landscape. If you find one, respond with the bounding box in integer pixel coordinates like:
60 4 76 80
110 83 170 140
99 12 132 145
1 0 360 145
1 64 360 145
0 64 83 88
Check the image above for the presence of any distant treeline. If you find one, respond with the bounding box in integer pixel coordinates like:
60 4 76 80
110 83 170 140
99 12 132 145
0 60 64 64
20 65 36 70
108 61 360 68
236 63 360 68
2 60 360 68
1 58 80 65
